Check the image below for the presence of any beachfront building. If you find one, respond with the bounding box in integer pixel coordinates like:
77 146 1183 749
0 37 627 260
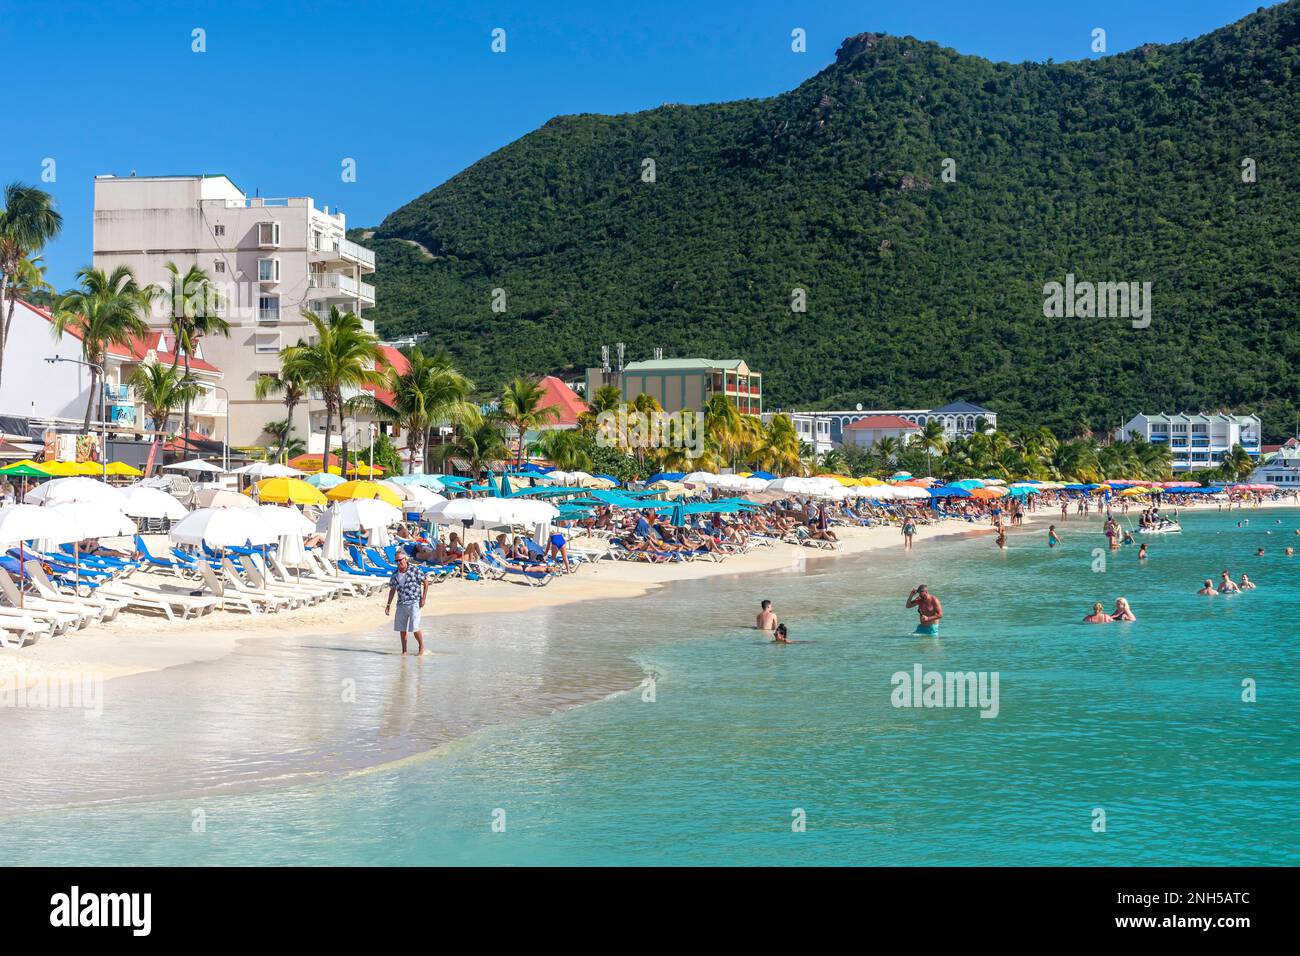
0 297 225 451
91 173 379 454
841 415 921 449
1116 412 1261 473
766 401 997 455
1249 437 1300 486
586 358 762 415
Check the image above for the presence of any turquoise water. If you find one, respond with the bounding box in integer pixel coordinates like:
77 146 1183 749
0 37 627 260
2 507 1297 865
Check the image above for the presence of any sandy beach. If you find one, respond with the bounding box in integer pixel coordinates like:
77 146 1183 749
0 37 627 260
1 497 1291 687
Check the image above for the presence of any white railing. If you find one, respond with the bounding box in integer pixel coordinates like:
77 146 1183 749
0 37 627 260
359 280 375 301
310 274 374 301
190 393 227 416
339 238 375 268
258 308 280 323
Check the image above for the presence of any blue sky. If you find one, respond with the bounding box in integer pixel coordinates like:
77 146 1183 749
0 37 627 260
0 0 1270 287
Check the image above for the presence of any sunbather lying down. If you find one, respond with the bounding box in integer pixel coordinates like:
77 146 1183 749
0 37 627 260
80 537 141 560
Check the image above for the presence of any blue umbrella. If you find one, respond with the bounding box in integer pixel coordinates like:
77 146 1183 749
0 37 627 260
304 472 345 489
670 500 685 527
390 474 445 491
749 471 777 480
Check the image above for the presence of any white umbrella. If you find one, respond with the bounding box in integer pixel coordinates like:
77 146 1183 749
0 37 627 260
423 497 515 528
683 471 720 485
0 504 79 546
393 485 443 510
48 502 137 539
322 505 344 563
119 485 188 520
253 504 316 536
230 462 304 479
315 499 402 532
24 476 127 507
891 485 931 500
194 488 257 510
498 499 561 524
164 459 227 474
170 507 278 547
765 477 818 495
279 529 307 567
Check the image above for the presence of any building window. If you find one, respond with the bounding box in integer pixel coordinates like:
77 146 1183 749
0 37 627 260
254 331 281 354
257 221 281 247
213 224 225 237
257 295 279 323
214 260 225 273
258 258 280 282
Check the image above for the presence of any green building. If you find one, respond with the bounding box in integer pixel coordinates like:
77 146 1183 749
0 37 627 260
586 358 762 415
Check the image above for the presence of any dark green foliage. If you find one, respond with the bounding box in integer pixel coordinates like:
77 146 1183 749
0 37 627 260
358 3 1300 441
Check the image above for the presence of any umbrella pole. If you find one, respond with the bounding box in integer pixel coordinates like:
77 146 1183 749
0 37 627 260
18 541 24 609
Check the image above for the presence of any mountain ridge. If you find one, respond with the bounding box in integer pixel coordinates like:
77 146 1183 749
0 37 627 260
359 1 1300 439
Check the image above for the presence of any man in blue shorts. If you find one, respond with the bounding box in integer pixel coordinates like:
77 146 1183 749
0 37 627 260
385 551 429 655
906 584 943 635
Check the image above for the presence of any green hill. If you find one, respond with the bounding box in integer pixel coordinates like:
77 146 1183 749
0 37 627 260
360 2 1300 440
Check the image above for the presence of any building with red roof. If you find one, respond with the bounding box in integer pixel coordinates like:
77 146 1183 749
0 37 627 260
842 415 921 448
534 375 589 429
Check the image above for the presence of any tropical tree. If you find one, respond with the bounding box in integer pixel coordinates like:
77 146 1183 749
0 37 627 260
500 377 559 465
130 362 200 476
1220 444 1256 482
0 183 62 388
430 415 510 478
702 394 744 469
364 347 479 474
279 307 382 473
750 414 802 473
527 428 594 472
911 420 949 476
156 262 228 442
53 265 152 430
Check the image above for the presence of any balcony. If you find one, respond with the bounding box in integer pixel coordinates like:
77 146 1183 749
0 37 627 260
257 308 280 324
310 235 376 272
308 273 375 305
190 392 227 418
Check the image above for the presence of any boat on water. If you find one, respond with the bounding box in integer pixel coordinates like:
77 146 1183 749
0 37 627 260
1138 520 1182 534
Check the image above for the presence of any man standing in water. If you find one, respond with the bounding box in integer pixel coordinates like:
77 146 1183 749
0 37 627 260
906 584 943 635
385 551 429 655
757 599 779 631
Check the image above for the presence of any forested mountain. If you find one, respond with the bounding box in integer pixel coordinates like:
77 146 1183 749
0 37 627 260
359 2 1300 439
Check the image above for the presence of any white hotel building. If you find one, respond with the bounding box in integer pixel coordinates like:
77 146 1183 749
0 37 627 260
765 401 997 456
92 173 377 451
1116 412 1262 472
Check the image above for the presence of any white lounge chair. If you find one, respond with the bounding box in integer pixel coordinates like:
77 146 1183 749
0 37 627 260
300 552 381 595
264 553 348 599
17 564 125 623
238 555 330 604
219 558 294 610
0 572 97 629
196 562 260 615
98 579 219 620
0 612 43 648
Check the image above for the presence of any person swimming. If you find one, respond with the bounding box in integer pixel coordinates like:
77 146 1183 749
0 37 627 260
1239 573 1256 591
1083 602 1113 623
1198 579 1217 596
773 623 790 644
1137 543 1148 561
1047 525 1060 548
1219 571 1241 593
1111 597 1136 621
757 599 779 631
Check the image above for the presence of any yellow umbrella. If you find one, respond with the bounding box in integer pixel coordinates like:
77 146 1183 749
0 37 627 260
104 461 143 477
347 462 384 477
41 461 82 476
1119 487 1151 496
325 480 402 508
816 473 857 486
858 476 885 486
253 477 328 506
4 459 52 474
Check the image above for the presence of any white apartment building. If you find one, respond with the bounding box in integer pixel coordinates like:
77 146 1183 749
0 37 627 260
765 401 997 455
92 173 377 451
1116 412 1262 472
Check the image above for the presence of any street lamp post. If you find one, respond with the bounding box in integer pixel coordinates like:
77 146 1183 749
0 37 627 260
181 378 231 473
45 356 108 480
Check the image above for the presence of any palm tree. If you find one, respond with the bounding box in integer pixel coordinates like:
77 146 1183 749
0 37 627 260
912 420 948 476
1220 444 1256 482
254 356 309 464
430 416 510 478
0 183 63 388
528 428 593 472
500 377 559 466
751 414 802 474
156 262 228 442
365 347 479 474
874 435 902 471
279 307 382 473
130 362 200 476
702 394 744 469
53 265 152 430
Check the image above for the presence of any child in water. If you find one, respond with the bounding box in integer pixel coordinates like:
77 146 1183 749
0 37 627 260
773 623 790 644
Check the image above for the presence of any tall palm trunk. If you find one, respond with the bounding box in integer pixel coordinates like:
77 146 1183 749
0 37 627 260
321 404 334 477
181 352 192 442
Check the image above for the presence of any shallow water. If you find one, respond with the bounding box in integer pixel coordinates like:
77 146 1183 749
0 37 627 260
2 507 1297 865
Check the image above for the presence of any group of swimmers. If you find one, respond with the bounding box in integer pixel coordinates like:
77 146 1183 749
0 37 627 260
1198 570 1256 594
1082 598 1137 623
